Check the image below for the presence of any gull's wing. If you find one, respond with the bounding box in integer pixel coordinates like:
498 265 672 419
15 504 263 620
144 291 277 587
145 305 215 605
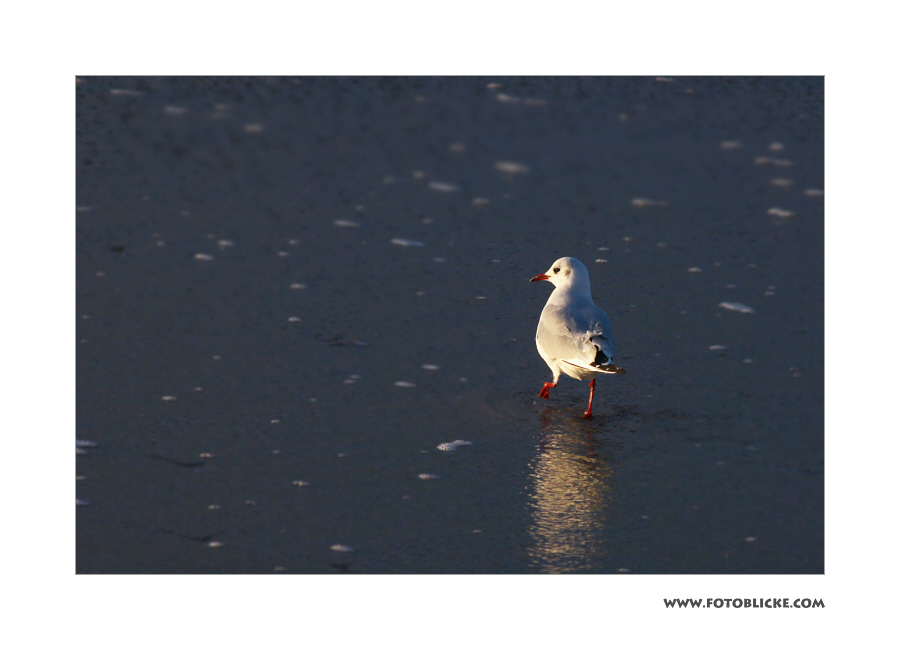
536 299 621 372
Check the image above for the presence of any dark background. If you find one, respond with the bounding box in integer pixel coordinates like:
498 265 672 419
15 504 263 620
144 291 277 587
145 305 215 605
76 76 823 573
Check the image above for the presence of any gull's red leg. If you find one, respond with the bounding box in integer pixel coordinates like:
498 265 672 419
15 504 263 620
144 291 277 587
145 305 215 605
582 378 596 418
539 381 557 399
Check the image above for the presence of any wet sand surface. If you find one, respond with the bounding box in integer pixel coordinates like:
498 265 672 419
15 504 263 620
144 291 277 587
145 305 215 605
76 77 823 573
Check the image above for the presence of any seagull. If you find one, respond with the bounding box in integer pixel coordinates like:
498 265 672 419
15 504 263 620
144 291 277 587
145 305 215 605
530 256 625 418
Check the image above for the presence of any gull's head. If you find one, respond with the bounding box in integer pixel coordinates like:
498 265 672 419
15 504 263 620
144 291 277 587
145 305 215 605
530 257 591 292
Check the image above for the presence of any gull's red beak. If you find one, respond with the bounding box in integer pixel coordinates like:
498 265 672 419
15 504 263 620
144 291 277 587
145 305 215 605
530 273 550 283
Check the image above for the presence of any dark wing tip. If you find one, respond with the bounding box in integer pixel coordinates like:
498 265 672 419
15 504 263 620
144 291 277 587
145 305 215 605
593 363 626 375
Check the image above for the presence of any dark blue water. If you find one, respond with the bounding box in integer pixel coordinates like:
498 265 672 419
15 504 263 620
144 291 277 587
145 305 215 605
76 77 823 573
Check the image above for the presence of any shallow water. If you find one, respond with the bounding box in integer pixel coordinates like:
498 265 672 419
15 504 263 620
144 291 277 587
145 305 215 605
76 76 823 573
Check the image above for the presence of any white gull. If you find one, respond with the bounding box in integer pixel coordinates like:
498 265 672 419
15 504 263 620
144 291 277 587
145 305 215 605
530 256 625 418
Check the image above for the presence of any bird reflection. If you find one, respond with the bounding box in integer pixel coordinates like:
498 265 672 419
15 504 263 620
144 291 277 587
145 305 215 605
526 409 616 573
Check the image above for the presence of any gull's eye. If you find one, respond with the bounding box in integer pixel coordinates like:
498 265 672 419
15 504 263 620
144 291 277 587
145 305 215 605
553 267 560 273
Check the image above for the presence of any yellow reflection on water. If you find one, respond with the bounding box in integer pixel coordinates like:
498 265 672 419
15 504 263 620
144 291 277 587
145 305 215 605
527 414 614 573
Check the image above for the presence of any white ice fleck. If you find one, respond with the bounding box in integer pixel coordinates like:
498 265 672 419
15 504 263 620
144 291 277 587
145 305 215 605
292 480 310 487
330 544 353 552
688 267 703 273
76 499 89 507
770 178 794 188
290 283 307 290
421 364 440 370
720 140 743 150
394 381 417 388
428 181 458 192
754 156 793 167
631 197 668 207
334 219 361 228
767 207 795 218
719 302 755 314
164 106 189 116
244 123 264 134
418 473 439 480
495 161 529 174
472 197 490 206
437 440 473 452
76 440 98 448
194 253 215 261
709 345 729 351
805 188 824 197
162 395 178 401
391 238 424 247
217 239 235 248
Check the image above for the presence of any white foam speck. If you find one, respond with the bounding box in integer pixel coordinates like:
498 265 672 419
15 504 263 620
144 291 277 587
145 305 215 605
164 105 189 116
162 395 177 401
330 544 353 552
288 316 302 322
719 302 755 314
394 381 417 388
437 440 473 452
334 219 361 228
768 142 785 152
709 345 729 351
194 253 215 261
720 140 742 150
433 257 446 263
77 499 89 507
688 267 702 273
805 188 824 197
292 480 310 487
595 258 608 264
110 88 142 97
754 156 793 167
421 364 440 371
767 207 795 218
495 161 529 174
473 197 490 206
770 178 794 187
391 238 424 247
428 181 459 192
631 197 669 207
217 239 235 249
290 283 307 290
418 473 439 480
76 440 98 448
449 142 466 153
244 123 264 134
